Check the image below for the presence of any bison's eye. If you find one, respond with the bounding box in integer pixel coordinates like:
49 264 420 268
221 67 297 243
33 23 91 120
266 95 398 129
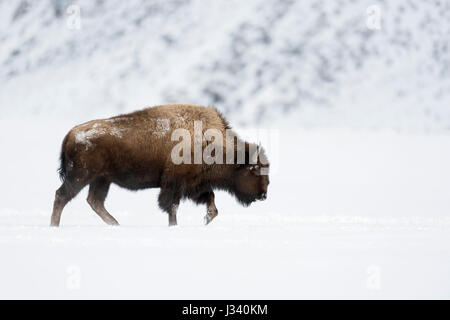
248 165 260 175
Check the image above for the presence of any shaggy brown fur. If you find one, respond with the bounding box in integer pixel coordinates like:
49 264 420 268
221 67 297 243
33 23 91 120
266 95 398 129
50 104 269 226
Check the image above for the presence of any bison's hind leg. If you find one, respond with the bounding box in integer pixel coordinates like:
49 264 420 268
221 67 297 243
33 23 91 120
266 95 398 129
50 181 85 227
87 178 119 226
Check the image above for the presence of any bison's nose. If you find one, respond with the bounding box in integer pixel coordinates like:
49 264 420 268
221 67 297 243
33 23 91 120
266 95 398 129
260 192 267 200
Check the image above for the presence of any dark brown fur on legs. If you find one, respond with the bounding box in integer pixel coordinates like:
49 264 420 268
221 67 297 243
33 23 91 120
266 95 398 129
158 185 181 226
87 178 119 226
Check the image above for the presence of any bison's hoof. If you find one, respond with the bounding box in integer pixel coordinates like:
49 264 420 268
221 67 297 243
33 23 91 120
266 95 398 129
106 220 120 226
50 220 60 227
204 212 218 225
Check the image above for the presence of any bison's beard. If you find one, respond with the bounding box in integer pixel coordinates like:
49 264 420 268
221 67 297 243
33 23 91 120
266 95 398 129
234 191 258 207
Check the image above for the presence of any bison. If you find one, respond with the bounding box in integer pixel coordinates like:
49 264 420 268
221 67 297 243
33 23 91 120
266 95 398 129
50 104 269 227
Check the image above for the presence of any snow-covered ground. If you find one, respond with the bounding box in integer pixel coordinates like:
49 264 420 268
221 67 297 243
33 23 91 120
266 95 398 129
1 117 449 299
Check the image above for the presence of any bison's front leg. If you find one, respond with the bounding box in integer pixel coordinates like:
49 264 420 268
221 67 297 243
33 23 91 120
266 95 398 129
168 203 179 226
158 188 180 227
193 191 219 225
204 192 218 225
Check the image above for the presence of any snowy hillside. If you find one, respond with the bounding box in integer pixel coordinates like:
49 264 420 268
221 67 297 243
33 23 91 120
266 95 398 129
1 0 450 130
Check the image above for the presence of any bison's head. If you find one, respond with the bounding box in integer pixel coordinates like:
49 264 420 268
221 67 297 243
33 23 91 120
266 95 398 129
233 144 270 206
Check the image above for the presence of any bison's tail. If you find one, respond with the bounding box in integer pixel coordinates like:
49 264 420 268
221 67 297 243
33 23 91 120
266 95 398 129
58 134 70 183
